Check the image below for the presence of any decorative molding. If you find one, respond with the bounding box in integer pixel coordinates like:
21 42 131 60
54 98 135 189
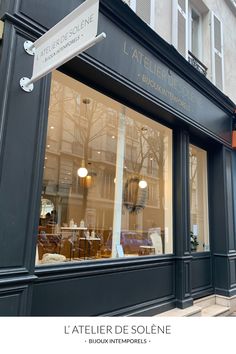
0 284 29 316
35 256 175 281
192 287 214 299
176 297 193 309
214 253 236 257
184 261 191 296
0 275 37 285
0 267 33 278
215 287 236 297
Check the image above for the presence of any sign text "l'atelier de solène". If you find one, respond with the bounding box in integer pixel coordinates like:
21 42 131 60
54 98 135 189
123 40 199 113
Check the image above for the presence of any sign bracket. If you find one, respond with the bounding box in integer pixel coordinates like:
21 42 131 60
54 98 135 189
20 77 34 93
23 40 35 56
20 32 106 93
19 0 105 93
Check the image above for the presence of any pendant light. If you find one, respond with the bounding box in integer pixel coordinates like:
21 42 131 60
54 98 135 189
77 97 91 178
138 179 148 189
77 159 88 178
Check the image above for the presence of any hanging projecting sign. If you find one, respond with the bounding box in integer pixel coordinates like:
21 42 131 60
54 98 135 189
20 0 106 92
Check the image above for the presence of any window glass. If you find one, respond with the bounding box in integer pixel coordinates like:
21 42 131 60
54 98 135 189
214 15 221 53
189 144 209 252
36 71 172 265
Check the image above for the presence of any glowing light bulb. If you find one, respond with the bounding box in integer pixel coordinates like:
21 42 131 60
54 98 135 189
77 160 88 178
139 179 147 189
77 167 88 178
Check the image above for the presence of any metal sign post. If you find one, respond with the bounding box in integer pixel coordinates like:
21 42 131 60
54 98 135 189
20 0 105 92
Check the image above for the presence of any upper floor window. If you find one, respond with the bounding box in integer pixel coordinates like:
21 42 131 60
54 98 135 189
130 0 155 28
172 0 203 61
189 5 202 59
172 0 224 90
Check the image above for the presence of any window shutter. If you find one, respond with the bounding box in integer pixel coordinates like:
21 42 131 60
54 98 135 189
136 0 151 24
172 0 188 58
211 12 224 90
130 0 155 28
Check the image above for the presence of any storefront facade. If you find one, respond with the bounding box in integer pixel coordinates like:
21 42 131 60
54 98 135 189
0 0 236 316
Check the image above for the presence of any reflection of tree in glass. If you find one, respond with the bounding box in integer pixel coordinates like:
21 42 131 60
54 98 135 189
47 79 118 221
74 97 116 219
126 120 168 221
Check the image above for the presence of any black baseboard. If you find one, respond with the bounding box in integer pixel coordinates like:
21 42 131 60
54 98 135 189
192 287 214 300
215 287 236 297
102 298 176 317
175 297 193 309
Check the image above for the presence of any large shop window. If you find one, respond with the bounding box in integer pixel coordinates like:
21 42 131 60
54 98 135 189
189 144 209 252
36 71 173 265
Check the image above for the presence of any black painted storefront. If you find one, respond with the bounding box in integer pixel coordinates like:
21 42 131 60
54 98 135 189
0 0 236 316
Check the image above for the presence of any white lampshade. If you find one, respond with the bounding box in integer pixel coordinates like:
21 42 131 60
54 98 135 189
139 179 147 189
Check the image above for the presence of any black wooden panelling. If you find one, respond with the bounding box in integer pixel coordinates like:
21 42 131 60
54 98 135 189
233 152 236 250
87 23 231 144
191 256 212 291
184 261 191 296
0 23 51 273
0 0 233 316
229 258 236 287
209 147 236 295
214 255 229 295
31 264 175 316
209 147 228 253
0 285 28 316
174 130 193 307
214 255 236 296
19 0 83 30
225 149 235 251
174 130 189 255
10 0 233 145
